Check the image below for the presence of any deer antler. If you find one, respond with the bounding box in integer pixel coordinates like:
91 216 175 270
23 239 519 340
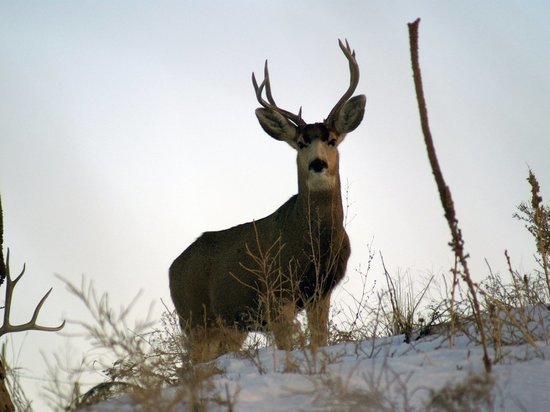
325 39 361 127
252 61 306 128
0 249 65 337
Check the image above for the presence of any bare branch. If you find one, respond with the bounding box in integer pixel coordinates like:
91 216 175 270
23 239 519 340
0 249 65 338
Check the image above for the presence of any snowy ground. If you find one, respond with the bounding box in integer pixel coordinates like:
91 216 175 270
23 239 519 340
84 305 550 411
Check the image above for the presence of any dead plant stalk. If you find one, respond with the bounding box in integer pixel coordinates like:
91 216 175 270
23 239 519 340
407 18 491 373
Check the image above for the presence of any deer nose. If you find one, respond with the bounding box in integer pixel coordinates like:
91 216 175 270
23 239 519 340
309 158 328 173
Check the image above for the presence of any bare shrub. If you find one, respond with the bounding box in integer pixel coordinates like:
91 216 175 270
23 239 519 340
329 245 377 345
514 169 550 301
43 277 228 411
378 256 436 343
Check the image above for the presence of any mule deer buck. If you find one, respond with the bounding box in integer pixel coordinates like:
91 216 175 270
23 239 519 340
170 40 365 361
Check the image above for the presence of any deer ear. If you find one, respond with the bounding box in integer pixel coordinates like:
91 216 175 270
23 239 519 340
255 108 298 147
334 95 366 134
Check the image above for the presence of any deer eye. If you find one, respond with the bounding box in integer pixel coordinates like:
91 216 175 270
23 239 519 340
327 139 337 147
298 142 308 149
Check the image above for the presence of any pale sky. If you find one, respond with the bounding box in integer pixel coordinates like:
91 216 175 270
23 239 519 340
1 1 549 408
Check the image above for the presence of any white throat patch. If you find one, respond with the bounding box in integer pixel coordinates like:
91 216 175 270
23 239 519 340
306 170 337 191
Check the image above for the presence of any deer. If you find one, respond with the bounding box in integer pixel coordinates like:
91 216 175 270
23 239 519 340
169 40 365 362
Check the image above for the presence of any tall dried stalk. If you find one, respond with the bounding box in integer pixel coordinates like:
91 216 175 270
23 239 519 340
527 170 550 296
0 194 6 286
407 18 491 373
0 194 15 412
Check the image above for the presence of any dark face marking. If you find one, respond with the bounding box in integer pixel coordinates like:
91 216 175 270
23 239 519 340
302 123 330 143
298 123 331 149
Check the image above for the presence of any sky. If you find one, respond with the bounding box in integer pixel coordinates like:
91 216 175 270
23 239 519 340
0 1 549 409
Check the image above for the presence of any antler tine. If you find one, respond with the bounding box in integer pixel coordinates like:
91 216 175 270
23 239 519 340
252 71 267 106
252 60 305 127
0 249 65 337
252 61 277 108
263 60 277 106
325 38 361 127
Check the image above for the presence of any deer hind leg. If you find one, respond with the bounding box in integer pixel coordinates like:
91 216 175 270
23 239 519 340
306 292 331 349
187 324 247 363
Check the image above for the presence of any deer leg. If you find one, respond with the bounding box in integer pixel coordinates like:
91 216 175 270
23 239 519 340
187 326 214 363
306 292 331 348
270 302 297 351
220 327 248 354
184 312 247 363
188 325 247 363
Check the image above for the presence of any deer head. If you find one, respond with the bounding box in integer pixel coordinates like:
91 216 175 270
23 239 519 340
253 40 366 193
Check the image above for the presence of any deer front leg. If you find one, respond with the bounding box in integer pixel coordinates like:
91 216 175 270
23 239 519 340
306 292 331 349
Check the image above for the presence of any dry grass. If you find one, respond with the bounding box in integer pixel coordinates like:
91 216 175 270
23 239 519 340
425 373 494 412
41 276 220 411
328 245 376 345
2 342 33 411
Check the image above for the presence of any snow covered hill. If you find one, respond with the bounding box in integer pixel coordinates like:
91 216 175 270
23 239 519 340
83 305 550 411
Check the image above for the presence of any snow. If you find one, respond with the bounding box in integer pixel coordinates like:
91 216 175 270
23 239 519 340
82 305 550 411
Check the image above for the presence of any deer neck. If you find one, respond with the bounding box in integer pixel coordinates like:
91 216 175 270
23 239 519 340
296 179 345 230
